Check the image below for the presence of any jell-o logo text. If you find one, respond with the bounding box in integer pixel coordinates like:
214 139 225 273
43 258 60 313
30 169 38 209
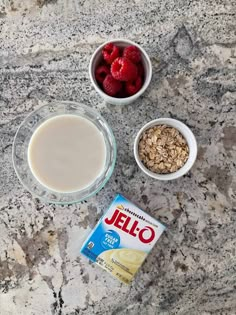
104 208 156 244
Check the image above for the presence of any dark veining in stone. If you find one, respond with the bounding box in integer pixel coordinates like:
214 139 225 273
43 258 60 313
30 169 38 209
79 204 100 229
204 165 233 198
16 230 52 269
82 273 89 284
173 25 194 60
221 126 236 150
36 0 57 8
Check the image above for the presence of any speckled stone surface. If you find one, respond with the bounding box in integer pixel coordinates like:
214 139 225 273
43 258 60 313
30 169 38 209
0 0 236 314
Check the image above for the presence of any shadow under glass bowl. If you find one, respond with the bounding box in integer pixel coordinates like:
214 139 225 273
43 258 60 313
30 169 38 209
12 101 116 204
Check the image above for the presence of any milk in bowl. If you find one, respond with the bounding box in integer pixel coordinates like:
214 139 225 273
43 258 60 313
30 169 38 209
28 114 106 193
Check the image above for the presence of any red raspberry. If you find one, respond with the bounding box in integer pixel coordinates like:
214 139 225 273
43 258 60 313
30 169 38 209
95 65 110 84
137 63 144 77
123 45 141 64
103 74 122 96
116 86 128 98
111 57 138 81
125 76 142 96
102 43 120 64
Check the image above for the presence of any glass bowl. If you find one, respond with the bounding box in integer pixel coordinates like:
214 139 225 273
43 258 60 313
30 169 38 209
12 101 116 204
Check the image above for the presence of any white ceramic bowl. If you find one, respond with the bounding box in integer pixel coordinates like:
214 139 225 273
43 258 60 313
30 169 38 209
134 118 197 180
89 38 152 106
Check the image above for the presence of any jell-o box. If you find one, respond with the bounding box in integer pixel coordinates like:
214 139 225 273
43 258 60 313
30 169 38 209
80 194 166 284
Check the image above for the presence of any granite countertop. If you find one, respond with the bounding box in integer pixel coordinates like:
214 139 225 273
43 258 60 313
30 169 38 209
0 0 236 314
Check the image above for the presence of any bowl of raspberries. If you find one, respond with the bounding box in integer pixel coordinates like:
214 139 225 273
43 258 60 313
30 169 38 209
89 39 152 105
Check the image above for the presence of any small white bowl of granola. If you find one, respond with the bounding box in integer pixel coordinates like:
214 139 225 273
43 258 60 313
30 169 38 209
134 118 197 180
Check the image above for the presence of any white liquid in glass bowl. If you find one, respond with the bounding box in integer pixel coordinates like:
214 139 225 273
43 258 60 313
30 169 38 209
28 115 106 193
12 101 116 204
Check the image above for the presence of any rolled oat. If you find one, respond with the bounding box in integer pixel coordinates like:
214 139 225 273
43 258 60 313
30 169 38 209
138 125 189 174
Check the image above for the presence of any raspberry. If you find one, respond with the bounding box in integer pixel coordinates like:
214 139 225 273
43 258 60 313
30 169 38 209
103 74 122 96
95 65 110 84
123 45 141 64
102 43 120 64
137 63 144 77
116 86 128 98
125 76 142 96
111 57 138 81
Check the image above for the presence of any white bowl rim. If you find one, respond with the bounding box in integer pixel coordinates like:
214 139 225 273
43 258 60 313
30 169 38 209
134 118 198 180
89 38 152 103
